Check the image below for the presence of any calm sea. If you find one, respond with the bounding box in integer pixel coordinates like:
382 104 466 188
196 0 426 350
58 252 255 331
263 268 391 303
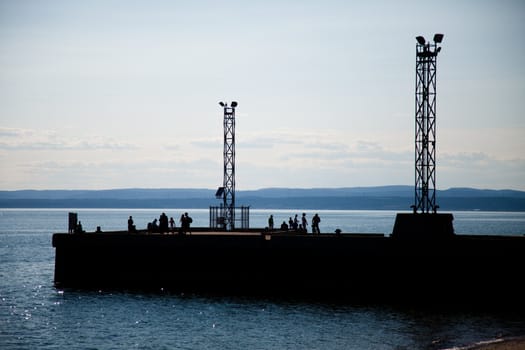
1 209 525 349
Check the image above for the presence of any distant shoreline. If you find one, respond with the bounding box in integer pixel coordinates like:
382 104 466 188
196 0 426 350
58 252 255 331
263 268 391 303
1 186 524 211
0 199 524 211
1 206 525 213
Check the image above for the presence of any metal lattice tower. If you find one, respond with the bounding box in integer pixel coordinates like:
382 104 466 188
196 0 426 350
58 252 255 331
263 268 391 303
414 34 443 214
218 101 237 230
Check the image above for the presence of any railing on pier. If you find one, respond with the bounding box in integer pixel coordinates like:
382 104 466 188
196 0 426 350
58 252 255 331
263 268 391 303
209 205 250 230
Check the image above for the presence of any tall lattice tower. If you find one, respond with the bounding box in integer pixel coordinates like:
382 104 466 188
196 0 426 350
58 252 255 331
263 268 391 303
414 34 443 214
218 101 237 230
393 33 453 239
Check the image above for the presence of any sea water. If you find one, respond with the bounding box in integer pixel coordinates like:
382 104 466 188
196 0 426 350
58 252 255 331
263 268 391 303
1 209 525 349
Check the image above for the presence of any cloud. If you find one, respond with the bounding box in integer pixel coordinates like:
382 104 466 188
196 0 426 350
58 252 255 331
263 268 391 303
9 157 222 189
0 127 137 151
238 134 307 149
1 125 524 190
0 128 26 137
0 127 40 138
441 151 525 168
270 137 410 166
441 152 491 166
189 138 221 149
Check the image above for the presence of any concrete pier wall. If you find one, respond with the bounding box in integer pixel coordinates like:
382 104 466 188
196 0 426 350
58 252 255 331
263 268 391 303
52 231 525 306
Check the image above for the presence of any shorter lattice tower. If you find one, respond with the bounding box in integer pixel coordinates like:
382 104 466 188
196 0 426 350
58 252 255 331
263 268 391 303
218 101 237 230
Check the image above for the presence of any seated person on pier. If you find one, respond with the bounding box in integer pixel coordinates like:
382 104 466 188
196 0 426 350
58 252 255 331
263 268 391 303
74 221 84 234
148 219 159 233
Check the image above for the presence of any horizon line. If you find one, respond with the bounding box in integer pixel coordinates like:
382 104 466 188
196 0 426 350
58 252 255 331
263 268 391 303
1 185 525 193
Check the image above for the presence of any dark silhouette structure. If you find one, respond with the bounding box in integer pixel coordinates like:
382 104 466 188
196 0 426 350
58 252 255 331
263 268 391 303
414 34 443 214
210 101 249 230
52 230 525 307
68 212 78 233
221 101 237 230
393 33 453 238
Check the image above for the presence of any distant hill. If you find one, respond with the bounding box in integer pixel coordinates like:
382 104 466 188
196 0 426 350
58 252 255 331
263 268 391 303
0 186 524 211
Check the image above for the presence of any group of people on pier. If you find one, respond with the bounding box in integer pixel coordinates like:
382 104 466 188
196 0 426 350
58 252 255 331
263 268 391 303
128 212 193 235
268 213 321 234
74 211 324 235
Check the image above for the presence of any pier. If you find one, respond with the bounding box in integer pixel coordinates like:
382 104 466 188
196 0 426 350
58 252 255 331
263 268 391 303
52 229 525 306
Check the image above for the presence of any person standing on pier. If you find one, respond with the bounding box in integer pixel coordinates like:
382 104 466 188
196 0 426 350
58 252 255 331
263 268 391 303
268 215 274 231
169 217 175 233
159 212 169 233
312 213 321 234
128 216 136 233
293 215 299 230
179 214 185 234
301 213 308 233
179 212 192 235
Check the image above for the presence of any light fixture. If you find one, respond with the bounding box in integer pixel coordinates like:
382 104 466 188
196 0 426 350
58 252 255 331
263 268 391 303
416 36 426 45
219 102 225 107
215 187 225 198
433 33 444 43
231 101 238 108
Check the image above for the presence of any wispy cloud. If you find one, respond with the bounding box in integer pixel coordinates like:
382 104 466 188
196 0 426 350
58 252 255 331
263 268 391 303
440 152 525 190
0 127 137 151
1 126 524 190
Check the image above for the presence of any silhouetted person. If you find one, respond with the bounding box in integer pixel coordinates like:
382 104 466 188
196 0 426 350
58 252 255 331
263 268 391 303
178 214 185 234
280 221 288 231
75 221 84 234
268 215 274 230
185 213 192 234
293 215 299 230
179 212 192 235
289 217 293 229
151 218 158 233
159 212 169 233
169 217 175 232
128 216 136 233
312 213 321 234
301 213 308 233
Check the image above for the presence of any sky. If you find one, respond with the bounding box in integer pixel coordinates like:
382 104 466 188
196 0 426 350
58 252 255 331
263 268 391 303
0 0 524 191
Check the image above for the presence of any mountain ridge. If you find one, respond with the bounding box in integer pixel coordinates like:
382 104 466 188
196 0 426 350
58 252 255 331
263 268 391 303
1 186 524 211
